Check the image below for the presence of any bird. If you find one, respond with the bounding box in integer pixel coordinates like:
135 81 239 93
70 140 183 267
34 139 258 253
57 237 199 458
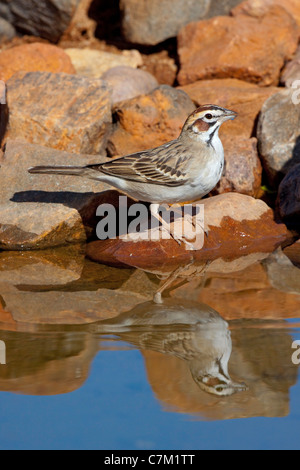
28 104 237 245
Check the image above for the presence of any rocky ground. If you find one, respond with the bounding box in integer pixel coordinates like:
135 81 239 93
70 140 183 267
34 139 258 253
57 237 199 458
0 0 299 268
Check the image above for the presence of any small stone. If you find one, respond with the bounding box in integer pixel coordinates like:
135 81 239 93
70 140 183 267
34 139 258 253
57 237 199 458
141 51 177 86
4 71 112 154
178 78 279 138
277 163 300 231
101 66 158 105
0 140 112 250
0 0 80 42
0 43 76 82
87 193 287 269
0 17 16 42
232 0 300 28
212 137 262 198
281 45 300 87
177 5 298 86
65 48 143 78
107 85 196 156
257 89 300 187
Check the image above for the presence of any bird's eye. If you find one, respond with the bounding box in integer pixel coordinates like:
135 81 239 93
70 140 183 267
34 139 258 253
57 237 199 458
205 113 213 120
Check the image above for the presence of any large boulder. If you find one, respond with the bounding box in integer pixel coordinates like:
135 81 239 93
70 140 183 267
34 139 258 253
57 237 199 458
0 140 112 250
3 71 112 155
119 0 243 45
257 89 300 187
87 193 288 270
177 5 298 86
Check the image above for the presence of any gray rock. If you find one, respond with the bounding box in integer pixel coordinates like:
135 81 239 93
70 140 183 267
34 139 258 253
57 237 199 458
101 66 158 105
0 17 16 42
0 0 79 42
4 71 112 155
257 89 300 188
206 0 244 17
281 45 300 88
277 163 300 230
120 0 242 46
0 140 112 250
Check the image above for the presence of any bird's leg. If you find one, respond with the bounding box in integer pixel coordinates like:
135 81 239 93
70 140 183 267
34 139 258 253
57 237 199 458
150 203 181 245
153 259 194 304
150 203 196 250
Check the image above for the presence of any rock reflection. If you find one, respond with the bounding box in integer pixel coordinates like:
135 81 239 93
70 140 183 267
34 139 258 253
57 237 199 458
94 299 247 397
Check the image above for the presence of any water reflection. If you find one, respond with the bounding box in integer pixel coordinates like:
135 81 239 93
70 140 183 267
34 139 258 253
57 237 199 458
0 297 298 420
94 299 248 396
0 246 299 420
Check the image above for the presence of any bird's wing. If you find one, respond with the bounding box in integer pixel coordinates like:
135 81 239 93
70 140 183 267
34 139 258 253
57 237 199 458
88 141 190 187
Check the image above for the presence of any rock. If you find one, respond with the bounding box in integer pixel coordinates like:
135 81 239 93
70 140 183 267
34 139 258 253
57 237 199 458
65 48 143 78
257 89 300 187
0 17 16 42
0 43 76 82
212 137 262 198
120 0 210 45
141 51 177 86
281 45 300 87
277 164 300 230
119 0 242 45
87 193 288 270
177 5 299 86
107 85 196 156
4 71 112 154
0 140 113 250
264 249 300 295
178 78 279 138
232 0 300 28
101 66 158 105
0 0 80 42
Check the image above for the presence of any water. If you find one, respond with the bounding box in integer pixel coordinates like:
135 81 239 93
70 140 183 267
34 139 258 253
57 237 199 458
0 247 299 450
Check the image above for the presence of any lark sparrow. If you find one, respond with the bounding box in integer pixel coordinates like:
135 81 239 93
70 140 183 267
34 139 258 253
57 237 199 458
29 105 236 245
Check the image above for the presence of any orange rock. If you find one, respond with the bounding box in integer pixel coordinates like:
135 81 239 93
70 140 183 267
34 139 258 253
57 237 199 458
177 5 298 86
4 71 112 154
86 193 288 270
232 0 300 29
0 43 76 82
107 85 195 156
178 78 279 138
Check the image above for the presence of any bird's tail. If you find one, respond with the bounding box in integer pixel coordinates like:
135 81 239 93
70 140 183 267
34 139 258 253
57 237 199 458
28 165 91 177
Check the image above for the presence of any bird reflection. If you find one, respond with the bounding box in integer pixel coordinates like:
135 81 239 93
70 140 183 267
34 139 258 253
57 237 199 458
92 298 247 397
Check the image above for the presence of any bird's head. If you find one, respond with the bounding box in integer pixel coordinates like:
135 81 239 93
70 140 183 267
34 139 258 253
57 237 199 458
181 104 237 143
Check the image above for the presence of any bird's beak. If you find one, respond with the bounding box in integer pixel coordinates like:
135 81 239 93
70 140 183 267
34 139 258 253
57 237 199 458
222 109 238 122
